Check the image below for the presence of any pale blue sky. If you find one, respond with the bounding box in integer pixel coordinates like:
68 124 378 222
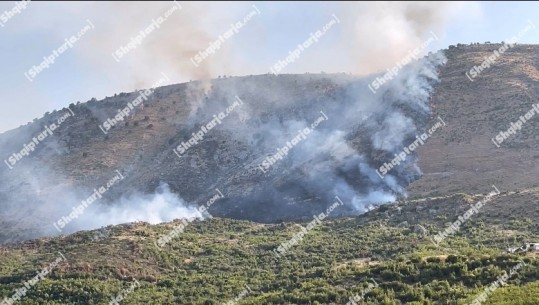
0 1 538 133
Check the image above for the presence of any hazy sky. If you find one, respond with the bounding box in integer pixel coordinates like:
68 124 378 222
0 1 538 133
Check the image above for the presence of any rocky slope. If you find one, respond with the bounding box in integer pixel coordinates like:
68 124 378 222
1 44 539 243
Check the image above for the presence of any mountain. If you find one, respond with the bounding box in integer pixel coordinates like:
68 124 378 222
408 43 539 198
2 44 539 244
1 43 539 304
1 51 444 242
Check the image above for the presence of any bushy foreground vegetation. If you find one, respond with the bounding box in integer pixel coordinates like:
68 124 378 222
0 198 538 305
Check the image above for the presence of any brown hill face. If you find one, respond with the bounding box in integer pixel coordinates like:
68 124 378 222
0 44 538 243
409 44 539 197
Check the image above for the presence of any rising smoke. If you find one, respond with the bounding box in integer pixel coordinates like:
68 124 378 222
182 52 446 220
73 2 471 85
0 2 458 242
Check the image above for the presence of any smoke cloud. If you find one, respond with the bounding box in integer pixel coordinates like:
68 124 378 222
59 2 469 86
173 52 446 220
0 52 446 243
67 183 205 234
0 2 459 242
0 162 205 242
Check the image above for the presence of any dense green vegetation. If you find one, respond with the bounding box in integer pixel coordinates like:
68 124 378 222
0 194 538 305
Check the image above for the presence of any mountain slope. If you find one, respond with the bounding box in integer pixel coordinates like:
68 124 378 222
0 188 538 304
0 44 539 244
410 43 539 197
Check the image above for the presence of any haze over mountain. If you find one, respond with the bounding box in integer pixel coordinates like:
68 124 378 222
2 2 539 304
0 50 444 242
1 43 539 245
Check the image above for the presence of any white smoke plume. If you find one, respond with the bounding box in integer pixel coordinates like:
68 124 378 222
0 52 445 243
0 165 204 242
0 2 464 242
23 2 474 87
174 52 446 217
66 183 205 233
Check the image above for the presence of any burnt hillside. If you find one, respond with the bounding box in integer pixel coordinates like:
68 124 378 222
1 44 538 242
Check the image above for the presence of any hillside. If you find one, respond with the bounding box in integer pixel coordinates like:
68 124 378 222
1 43 539 304
1 44 539 243
0 55 443 242
0 188 538 304
409 43 539 197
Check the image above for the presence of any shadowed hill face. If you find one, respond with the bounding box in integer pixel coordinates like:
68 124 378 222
409 44 539 197
1 44 538 243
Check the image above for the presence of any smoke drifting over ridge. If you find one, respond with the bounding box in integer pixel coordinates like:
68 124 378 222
0 1 478 133
183 52 446 219
338 2 465 74
69 2 469 87
0 158 205 242
0 2 459 242
66 183 206 234
0 52 445 243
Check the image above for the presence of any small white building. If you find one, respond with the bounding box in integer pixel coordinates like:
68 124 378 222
507 247 518 253
507 243 539 253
